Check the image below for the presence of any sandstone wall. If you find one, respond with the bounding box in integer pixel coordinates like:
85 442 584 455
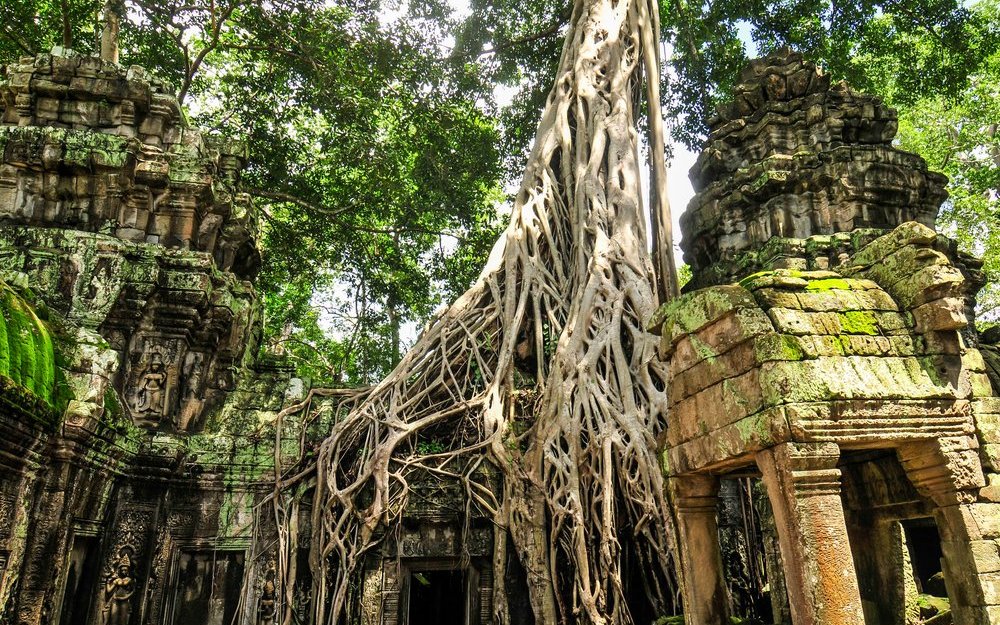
0 49 309 625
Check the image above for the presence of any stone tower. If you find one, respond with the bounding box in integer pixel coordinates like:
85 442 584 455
654 49 1000 625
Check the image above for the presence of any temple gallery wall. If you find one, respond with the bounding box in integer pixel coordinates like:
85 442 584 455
2 46 1000 625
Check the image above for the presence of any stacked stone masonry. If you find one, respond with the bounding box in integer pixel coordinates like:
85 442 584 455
0 49 260 277
655 49 1000 625
682 49 949 291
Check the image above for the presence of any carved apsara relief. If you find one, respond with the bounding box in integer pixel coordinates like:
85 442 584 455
125 334 214 431
102 549 135 625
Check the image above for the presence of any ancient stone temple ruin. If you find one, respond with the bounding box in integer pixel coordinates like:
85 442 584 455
654 50 1000 624
0 48 500 625
0 49 294 625
2 45 1000 625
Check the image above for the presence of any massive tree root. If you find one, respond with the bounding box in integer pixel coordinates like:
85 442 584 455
272 0 678 621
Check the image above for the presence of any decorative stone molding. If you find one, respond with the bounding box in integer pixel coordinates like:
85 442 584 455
0 48 259 278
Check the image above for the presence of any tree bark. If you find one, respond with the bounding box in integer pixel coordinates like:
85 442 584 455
60 0 72 48
271 0 680 620
100 0 120 63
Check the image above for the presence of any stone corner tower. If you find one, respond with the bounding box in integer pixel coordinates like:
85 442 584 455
654 49 1000 625
681 47 949 291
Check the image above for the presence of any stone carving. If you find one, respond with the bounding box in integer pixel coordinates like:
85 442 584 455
257 563 278 625
102 549 135 625
0 48 259 277
177 351 206 430
0 50 302 625
0 494 14 538
106 510 150 576
681 48 948 290
135 351 168 417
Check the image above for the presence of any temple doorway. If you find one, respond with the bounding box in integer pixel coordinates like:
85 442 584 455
408 568 467 625
58 534 101 625
167 549 246 625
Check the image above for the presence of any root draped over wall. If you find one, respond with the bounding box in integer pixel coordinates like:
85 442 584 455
269 0 679 621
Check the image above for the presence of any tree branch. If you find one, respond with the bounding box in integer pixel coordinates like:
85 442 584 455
447 15 569 62
180 0 237 102
0 22 36 54
250 189 351 216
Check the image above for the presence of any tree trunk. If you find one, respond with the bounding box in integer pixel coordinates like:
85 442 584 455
276 0 680 620
100 0 120 63
387 298 401 367
60 0 72 48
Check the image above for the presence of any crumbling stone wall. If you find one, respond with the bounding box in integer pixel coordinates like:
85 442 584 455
0 48 304 625
655 49 1000 625
682 50 948 291
0 49 259 277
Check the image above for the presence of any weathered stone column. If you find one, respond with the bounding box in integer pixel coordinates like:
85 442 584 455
756 442 864 625
898 439 998 625
671 474 729 625
846 514 921 625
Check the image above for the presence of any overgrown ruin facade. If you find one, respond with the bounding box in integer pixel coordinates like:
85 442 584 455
655 50 1000 625
0 48 503 625
0 44 999 625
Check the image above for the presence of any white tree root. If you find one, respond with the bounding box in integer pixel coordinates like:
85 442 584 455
268 0 679 621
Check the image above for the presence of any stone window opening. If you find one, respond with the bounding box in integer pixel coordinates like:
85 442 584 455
839 450 954 625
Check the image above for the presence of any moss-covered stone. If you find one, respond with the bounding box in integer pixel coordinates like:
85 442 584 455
848 221 938 270
839 310 879 335
649 285 756 335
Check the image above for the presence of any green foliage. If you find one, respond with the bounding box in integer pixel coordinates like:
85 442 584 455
0 281 57 408
4 0 1000 379
0 0 96 58
677 264 692 290
452 0 999 159
415 438 446 454
896 1 1000 317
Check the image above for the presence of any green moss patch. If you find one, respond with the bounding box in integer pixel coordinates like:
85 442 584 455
839 310 879 335
805 277 853 291
0 281 57 406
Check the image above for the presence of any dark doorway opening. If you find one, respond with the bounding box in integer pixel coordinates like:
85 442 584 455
620 523 662 624
409 569 466 625
59 534 101 625
503 542 535 625
717 477 783 625
903 520 947 596
170 549 246 625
